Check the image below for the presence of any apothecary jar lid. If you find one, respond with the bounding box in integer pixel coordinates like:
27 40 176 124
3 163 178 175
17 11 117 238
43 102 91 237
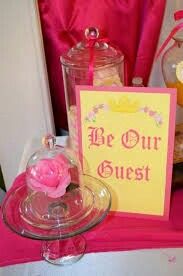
61 27 124 69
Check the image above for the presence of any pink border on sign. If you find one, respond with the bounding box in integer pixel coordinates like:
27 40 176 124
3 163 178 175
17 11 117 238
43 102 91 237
75 85 177 221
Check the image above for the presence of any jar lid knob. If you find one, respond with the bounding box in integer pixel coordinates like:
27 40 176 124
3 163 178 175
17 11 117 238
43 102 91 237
85 27 99 40
42 134 56 149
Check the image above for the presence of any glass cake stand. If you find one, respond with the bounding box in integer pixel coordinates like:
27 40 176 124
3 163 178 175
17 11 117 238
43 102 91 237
2 174 111 266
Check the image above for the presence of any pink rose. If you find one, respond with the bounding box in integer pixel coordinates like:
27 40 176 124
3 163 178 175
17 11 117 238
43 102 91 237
98 104 104 109
154 113 163 125
103 104 109 111
88 111 96 121
144 106 149 113
93 107 98 113
149 110 156 117
26 154 71 198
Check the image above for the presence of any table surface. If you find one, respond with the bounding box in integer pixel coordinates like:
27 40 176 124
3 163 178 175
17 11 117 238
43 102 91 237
1 136 183 276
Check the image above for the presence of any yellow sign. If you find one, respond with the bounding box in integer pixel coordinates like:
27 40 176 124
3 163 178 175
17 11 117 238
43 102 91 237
76 86 176 219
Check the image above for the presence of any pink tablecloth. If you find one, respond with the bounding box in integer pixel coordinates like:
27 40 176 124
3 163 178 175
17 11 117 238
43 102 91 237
1 173 183 267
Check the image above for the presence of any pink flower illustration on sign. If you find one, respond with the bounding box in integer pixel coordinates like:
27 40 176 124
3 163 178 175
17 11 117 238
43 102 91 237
85 101 163 127
139 107 163 126
26 154 71 198
85 103 109 122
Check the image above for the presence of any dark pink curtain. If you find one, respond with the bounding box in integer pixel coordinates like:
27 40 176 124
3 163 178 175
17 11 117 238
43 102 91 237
38 0 166 132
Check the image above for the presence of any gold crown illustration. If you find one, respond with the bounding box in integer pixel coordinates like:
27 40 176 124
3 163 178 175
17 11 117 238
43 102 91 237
108 96 140 113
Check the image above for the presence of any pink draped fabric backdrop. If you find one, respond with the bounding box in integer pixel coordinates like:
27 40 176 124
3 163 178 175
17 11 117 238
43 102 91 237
38 0 166 132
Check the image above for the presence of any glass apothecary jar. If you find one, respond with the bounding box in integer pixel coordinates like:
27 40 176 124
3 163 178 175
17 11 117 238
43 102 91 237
162 31 183 106
61 27 125 154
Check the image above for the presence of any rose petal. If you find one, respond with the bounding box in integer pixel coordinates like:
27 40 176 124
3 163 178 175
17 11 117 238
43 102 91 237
47 174 71 198
55 154 70 168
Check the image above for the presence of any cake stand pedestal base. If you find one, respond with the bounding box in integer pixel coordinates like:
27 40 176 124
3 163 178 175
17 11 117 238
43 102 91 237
42 235 86 265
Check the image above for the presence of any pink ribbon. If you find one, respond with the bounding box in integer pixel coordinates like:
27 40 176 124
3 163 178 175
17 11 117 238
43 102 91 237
156 10 183 60
85 35 109 84
174 10 183 21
